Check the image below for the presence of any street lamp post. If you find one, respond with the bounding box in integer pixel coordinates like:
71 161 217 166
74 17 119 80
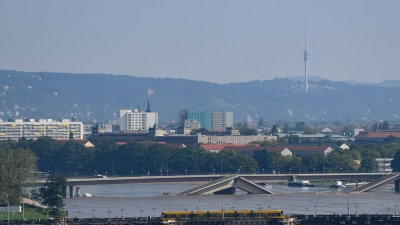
262 169 264 174
91 209 95 218
305 207 309 218
140 210 144 220
213 169 215 174
314 205 317 217
184 209 188 219
355 205 359 216
395 205 398 216
121 208 124 220
108 210 112 220
221 209 225 219
185 170 187 175
257 204 263 218
7 200 9 222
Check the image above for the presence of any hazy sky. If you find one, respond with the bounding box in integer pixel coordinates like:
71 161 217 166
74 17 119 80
1 1 399 84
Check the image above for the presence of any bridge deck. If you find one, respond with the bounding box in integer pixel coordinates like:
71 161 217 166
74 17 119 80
353 173 400 192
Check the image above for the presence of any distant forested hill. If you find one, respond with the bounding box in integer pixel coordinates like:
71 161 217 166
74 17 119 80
1 69 399 124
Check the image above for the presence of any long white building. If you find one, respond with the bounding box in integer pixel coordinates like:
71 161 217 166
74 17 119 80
0 118 83 140
119 101 158 132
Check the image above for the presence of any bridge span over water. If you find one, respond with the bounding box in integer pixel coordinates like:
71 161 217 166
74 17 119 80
37 173 400 197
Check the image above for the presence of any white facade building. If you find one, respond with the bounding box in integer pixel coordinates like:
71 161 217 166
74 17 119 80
119 101 158 132
0 118 83 140
376 158 393 173
210 112 233 131
198 135 277 145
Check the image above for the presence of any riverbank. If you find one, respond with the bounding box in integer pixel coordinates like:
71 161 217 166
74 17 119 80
1 214 400 225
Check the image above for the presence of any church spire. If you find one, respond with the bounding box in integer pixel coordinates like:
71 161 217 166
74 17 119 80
146 100 151 112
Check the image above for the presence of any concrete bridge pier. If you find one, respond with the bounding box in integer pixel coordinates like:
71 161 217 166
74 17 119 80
396 180 400 192
76 186 81 197
69 185 74 198
62 186 67 198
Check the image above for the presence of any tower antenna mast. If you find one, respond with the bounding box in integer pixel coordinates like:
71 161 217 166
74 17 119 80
304 23 309 92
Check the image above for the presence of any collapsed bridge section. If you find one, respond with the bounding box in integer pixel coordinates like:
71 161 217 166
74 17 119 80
177 175 273 195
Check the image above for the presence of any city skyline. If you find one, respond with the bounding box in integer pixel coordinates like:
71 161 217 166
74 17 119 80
0 1 399 84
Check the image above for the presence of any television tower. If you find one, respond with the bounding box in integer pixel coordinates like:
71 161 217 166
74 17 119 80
304 23 309 92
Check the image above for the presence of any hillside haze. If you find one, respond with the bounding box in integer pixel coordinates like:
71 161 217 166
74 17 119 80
0 69 399 124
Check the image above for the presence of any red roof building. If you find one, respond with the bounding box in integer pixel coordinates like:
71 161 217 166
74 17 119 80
355 131 400 141
200 144 292 157
54 139 94 147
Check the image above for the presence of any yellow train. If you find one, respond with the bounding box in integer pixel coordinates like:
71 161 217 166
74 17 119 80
161 209 285 223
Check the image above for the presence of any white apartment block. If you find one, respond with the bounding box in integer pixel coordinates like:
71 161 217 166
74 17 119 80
119 110 158 132
375 158 393 173
0 119 83 140
198 135 277 145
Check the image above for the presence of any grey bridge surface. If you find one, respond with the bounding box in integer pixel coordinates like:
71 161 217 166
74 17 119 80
353 173 400 192
36 172 400 195
176 175 274 195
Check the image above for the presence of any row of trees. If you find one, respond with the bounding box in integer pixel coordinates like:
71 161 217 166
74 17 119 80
3 136 400 178
0 137 258 176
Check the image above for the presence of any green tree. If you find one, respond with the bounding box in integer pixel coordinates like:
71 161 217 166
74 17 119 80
0 147 37 205
241 128 257 135
382 120 389 130
359 156 378 172
191 128 209 135
39 175 66 212
257 118 265 127
391 150 400 172
270 124 279 135
303 126 317 135
283 123 292 134
69 131 74 140
288 135 300 144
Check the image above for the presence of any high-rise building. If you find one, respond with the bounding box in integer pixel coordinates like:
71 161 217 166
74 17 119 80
179 109 233 131
0 118 83 140
119 101 158 131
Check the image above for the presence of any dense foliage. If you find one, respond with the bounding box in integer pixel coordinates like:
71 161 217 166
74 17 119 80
1 136 399 178
36 175 66 212
2 70 400 123
0 143 37 205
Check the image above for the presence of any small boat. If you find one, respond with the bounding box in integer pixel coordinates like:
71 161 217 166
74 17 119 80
329 181 346 188
288 181 315 187
94 174 107 178
84 193 93 197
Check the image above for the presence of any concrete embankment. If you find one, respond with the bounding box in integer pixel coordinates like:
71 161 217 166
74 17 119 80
1 215 400 225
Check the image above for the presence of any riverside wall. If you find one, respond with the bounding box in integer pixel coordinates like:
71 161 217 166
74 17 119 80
1 215 400 225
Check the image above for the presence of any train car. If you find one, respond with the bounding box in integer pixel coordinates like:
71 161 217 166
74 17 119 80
161 209 284 223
